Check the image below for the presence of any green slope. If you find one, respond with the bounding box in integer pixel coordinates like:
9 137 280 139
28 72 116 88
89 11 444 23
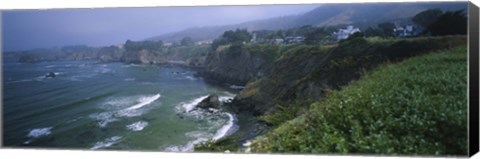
250 45 468 156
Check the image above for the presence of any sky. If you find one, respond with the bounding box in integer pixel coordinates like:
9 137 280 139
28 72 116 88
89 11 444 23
2 4 320 52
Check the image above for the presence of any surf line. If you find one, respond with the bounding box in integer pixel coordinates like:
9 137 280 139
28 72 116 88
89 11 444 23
125 94 161 110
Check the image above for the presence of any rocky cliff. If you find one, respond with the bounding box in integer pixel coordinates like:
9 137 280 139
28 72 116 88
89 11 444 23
201 44 286 86
120 44 209 67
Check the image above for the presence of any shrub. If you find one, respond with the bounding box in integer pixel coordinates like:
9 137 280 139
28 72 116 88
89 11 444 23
194 136 240 152
251 46 468 156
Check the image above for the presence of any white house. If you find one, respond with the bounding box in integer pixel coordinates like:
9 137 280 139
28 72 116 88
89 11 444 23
271 38 284 44
285 36 305 44
394 24 416 37
195 40 213 45
333 25 361 41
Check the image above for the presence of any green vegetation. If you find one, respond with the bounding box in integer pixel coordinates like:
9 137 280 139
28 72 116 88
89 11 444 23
304 27 335 45
257 100 311 127
166 45 209 59
181 36 195 46
236 36 466 115
250 46 467 155
124 40 164 51
211 29 252 50
427 10 467 36
194 136 240 152
412 8 444 28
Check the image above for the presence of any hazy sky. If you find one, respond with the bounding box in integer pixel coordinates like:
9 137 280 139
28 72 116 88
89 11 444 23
2 4 320 52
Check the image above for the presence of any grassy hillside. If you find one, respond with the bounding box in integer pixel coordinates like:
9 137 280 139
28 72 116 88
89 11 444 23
234 36 466 116
250 45 468 155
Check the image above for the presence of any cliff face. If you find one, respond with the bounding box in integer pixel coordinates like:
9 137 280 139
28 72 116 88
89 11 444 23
121 49 166 64
229 36 466 115
98 46 124 63
120 45 210 66
201 44 284 85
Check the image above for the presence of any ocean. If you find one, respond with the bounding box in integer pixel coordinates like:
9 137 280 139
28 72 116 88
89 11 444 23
2 60 239 151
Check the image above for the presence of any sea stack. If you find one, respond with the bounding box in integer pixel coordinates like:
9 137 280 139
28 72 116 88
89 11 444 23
45 72 56 78
196 94 221 110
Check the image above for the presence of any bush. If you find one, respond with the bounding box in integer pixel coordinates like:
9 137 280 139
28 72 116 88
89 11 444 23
257 99 312 127
251 46 468 156
194 136 240 152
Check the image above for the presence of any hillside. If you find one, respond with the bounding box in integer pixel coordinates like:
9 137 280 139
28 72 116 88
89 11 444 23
226 36 466 116
146 2 466 42
250 45 467 155
193 36 467 153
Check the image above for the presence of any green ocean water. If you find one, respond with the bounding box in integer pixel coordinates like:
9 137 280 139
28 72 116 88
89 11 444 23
2 60 238 151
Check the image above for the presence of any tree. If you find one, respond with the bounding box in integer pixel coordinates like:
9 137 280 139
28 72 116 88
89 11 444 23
297 25 315 36
344 32 364 41
377 22 396 37
427 10 467 36
222 29 252 43
124 40 163 51
211 29 252 50
364 27 383 37
412 8 444 28
181 37 194 46
304 27 328 44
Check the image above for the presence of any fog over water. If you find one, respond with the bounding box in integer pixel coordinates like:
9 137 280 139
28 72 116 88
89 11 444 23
2 5 319 52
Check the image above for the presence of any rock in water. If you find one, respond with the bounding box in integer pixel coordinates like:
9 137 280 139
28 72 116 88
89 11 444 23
45 72 56 78
196 94 221 110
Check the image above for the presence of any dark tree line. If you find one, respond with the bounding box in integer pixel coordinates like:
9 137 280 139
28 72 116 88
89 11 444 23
211 29 252 50
412 8 467 36
124 40 164 51
181 37 195 46
426 10 467 36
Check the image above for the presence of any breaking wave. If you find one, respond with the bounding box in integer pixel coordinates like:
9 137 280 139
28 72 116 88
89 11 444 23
27 127 53 138
126 121 149 131
89 94 161 128
179 96 209 112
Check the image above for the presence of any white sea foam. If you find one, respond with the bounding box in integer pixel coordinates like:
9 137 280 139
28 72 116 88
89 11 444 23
23 140 32 145
90 94 160 127
7 79 32 84
212 113 237 141
126 121 149 131
96 68 111 74
89 112 118 128
27 127 53 138
223 91 236 97
45 65 55 68
91 136 122 150
185 75 196 80
124 78 135 81
219 96 234 103
180 96 209 112
168 94 238 151
125 94 161 110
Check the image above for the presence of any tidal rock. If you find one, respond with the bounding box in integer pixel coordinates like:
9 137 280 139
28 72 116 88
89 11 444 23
196 94 221 110
45 72 56 78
